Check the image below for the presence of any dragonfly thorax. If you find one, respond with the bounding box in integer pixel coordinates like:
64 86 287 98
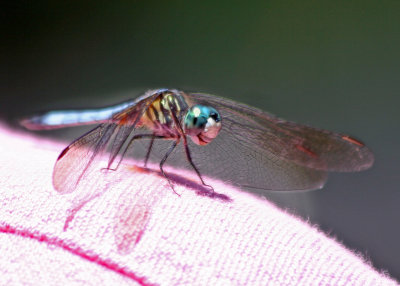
143 91 189 138
146 91 222 145
184 104 222 145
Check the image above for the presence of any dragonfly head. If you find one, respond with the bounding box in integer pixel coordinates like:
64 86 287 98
184 105 222 146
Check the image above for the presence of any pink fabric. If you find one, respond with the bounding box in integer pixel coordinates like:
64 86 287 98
0 123 397 286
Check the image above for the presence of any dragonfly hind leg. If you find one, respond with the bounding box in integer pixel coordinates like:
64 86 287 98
143 134 155 168
159 140 180 195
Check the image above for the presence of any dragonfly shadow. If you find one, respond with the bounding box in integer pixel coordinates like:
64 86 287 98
127 165 232 202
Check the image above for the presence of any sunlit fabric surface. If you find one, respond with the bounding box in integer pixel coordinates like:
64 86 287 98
0 124 397 285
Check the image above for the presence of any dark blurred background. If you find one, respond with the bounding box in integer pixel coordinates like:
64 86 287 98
2 1 400 280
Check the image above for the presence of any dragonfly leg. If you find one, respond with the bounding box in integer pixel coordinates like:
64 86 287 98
105 134 162 172
182 135 215 193
143 134 155 168
159 139 180 195
167 106 214 193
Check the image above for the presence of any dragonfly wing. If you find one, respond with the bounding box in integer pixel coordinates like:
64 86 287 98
180 126 328 191
107 124 137 170
52 92 158 194
177 92 373 191
52 123 118 193
186 93 374 172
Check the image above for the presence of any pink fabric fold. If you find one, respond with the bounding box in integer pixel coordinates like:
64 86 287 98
0 123 397 285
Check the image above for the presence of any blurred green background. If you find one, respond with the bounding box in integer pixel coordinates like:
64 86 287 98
2 1 400 280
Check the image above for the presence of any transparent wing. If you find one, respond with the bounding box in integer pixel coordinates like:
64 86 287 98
138 126 327 192
52 123 121 193
186 93 374 172
52 91 160 194
161 92 374 192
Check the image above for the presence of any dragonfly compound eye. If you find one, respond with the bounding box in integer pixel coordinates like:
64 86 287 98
184 105 222 145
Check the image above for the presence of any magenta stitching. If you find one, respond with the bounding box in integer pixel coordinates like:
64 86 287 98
0 223 157 286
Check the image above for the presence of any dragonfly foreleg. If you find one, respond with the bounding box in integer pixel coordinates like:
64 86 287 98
167 105 215 194
182 136 215 193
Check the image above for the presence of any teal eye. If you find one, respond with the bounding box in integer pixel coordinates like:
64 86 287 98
184 105 222 145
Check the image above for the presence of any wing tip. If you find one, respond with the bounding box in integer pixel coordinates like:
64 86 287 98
356 149 375 171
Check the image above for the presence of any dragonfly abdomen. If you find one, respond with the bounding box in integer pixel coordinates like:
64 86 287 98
20 102 133 130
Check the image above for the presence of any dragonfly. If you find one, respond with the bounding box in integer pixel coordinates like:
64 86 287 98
21 88 374 251
21 88 374 193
